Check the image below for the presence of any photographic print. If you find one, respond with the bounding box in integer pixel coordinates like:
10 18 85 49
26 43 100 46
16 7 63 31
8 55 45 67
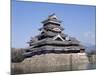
11 0 96 74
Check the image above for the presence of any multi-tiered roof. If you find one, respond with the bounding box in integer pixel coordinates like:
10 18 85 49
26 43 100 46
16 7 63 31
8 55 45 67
24 14 85 57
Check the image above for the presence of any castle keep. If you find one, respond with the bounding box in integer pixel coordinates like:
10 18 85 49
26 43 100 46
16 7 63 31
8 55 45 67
23 14 85 57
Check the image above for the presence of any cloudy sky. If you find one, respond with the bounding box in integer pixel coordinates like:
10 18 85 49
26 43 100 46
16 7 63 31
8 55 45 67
12 0 96 48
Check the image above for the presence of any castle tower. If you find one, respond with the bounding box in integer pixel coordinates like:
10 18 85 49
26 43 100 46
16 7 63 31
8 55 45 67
38 13 66 41
25 14 85 56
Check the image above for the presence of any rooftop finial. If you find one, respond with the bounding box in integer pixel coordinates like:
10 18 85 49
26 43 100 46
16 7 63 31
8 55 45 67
48 13 58 19
49 13 55 17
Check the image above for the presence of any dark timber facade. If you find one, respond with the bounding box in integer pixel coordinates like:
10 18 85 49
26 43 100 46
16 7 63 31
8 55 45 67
23 14 85 57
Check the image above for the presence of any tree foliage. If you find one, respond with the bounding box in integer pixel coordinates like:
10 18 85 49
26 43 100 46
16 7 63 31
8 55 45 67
11 48 25 62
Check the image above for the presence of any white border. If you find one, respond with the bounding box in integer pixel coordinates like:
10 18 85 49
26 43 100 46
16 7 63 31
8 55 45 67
0 0 98 75
19 0 96 5
0 0 10 75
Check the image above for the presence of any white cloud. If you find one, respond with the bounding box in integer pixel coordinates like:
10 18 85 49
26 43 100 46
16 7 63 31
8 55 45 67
83 31 95 45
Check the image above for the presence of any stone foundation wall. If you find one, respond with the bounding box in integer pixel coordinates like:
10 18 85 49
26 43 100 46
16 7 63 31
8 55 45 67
11 53 89 74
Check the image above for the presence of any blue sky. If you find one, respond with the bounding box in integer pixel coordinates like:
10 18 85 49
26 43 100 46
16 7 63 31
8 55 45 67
12 0 96 48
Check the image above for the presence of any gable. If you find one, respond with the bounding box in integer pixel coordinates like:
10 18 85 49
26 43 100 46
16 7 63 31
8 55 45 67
53 34 65 41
